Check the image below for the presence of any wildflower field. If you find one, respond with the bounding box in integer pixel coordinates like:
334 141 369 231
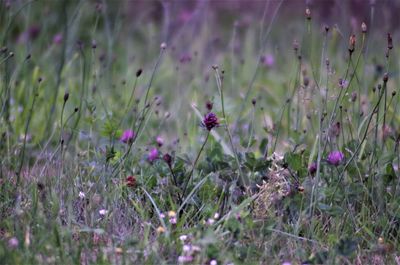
1 1 400 264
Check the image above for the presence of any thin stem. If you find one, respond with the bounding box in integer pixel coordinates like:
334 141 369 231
214 68 248 187
182 131 210 197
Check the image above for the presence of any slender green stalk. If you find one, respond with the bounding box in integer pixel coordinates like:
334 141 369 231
16 81 40 187
214 68 248 187
182 131 210 197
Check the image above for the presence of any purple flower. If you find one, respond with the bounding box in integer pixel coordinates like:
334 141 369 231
8 237 19 249
179 53 192 64
327 150 344 166
53 33 63 45
148 148 159 162
156 136 164 147
120 129 135 143
339 78 349 89
308 162 317 175
203 112 219 131
261 54 275 67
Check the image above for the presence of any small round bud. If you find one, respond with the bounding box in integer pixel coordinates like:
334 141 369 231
74 107 79 112
383 73 389 83
9 52 14 57
38 77 42 83
251 98 256 106
305 8 311 20
136 68 142 77
349 34 356 53
63 92 69 102
293 39 299 52
324 25 330 32
163 153 172 167
351 91 357 102
303 76 310 87
392 91 396 97
361 22 367 33
160 42 167 49
206 100 213 111
91 40 97 49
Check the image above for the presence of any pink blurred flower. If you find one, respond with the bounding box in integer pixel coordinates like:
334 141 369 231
148 148 159 162
8 237 19 249
53 33 63 45
179 10 193 23
327 150 344 166
156 136 164 147
120 129 135 143
178 255 193 263
261 54 275 67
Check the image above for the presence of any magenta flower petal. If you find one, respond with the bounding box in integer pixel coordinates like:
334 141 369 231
327 150 344 166
120 129 135 143
148 148 159 162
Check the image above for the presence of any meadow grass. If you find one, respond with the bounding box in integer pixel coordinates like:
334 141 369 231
0 1 400 264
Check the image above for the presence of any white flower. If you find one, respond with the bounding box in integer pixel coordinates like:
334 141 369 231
182 244 191 253
99 209 108 216
213 213 220 219
179 235 188 241
206 218 215 225
78 191 85 199
210 260 217 265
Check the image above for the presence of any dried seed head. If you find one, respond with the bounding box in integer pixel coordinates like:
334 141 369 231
383 72 389 83
349 34 356 53
361 22 367 33
303 76 310 87
293 39 299 52
351 91 357 102
387 33 393 50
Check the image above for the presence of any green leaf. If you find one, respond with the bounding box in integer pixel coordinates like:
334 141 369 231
259 137 268 155
284 152 303 172
384 163 396 185
336 238 358 257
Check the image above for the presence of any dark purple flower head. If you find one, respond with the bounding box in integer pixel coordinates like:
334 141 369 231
28 25 41 40
163 153 172 167
327 150 344 166
120 129 135 143
148 148 159 162
308 162 317 175
203 112 219 131
206 101 213 112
